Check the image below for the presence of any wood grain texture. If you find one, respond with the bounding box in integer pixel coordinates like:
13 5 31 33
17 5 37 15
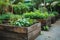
0 23 41 40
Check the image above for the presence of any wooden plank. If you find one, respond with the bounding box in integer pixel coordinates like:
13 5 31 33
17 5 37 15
0 23 41 40
28 23 41 33
28 28 40 40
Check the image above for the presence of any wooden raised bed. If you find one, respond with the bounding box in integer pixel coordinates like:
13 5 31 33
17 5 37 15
36 17 51 30
0 23 41 40
51 16 56 24
51 14 60 24
55 14 59 21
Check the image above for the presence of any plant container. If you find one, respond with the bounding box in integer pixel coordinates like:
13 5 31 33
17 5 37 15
36 17 51 30
0 23 41 40
51 16 56 24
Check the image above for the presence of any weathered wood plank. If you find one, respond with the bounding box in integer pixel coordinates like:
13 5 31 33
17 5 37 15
0 23 41 40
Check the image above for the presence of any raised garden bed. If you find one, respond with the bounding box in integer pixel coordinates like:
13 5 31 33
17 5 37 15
36 17 51 30
0 23 41 40
55 14 59 21
51 16 56 24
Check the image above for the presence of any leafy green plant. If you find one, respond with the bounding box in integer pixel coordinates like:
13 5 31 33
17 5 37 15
0 20 2 24
0 0 10 14
23 11 49 19
49 13 55 17
13 5 22 14
43 25 49 31
0 13 11 20
13 2 29 14
0 12 12 24
23 12 38 19
0 12 21 24
39 12 49 19
13 18 37 27
49 11 58 17
9 14 21 25
13 2 35 14
52 11 59 16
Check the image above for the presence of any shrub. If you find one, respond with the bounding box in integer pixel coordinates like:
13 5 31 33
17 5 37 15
13 2 35 14
0 13 11 20
49 12 55 17
52 11 59 16
0 0 10 14
23 12 39 19
23 11 49 19
0 12 21 24
13 2 29 14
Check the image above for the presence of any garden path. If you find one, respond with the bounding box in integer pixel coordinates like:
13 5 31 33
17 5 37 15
35 19 60 40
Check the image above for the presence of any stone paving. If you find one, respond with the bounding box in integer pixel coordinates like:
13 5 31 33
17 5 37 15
35 20 60 40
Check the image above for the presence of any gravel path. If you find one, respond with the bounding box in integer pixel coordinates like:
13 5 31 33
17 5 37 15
35 20 60 40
